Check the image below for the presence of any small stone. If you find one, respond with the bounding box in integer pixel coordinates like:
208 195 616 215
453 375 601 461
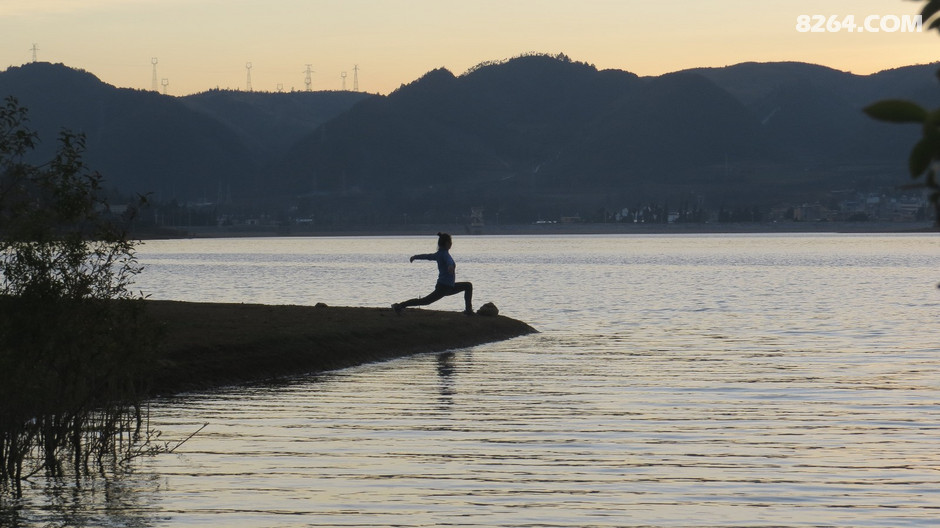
477 302 499 317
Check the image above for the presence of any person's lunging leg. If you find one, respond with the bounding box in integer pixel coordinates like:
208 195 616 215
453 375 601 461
453 281 473 313
394 282 472 313
395 284 451 313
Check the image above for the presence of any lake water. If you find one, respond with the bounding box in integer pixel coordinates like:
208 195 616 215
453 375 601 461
4 234 940 527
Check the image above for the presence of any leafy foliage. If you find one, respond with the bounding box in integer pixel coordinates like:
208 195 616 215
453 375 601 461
0 97 156 495
922 0 940 30
862 1 940 223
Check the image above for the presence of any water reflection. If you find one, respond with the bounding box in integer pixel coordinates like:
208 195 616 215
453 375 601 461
436 351 457 406
1 471 162 528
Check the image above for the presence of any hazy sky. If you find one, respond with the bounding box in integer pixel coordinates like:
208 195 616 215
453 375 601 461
1 0 937 96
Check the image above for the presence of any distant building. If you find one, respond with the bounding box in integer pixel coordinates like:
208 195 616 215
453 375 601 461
793 203 828 222
469 208 484 227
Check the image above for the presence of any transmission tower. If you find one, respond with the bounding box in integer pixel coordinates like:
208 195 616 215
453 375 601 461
341 71 347 91
161 78 169 95
352 64 359 92
303 64 314 92
151 58 159 92
30 44 39 62
246 62 253 92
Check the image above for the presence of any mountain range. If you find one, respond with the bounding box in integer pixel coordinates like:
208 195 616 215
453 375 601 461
1 55 937 224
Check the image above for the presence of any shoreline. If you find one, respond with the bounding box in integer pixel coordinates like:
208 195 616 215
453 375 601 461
145 300 536 397
136 221 937 239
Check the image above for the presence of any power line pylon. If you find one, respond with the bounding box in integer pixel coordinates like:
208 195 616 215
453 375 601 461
304 64 314 92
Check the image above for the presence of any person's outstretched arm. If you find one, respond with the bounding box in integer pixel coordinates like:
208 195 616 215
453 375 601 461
410 253 435 263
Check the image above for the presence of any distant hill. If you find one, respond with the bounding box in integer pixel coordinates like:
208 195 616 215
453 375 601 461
1 57 937 224
181 88 372 161
687 61 937 163
283 55 938 222
0 62 372 203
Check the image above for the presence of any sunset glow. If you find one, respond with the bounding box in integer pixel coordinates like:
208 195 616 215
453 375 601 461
1 0 937 95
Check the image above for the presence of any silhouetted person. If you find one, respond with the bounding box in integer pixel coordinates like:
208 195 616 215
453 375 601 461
393 232 473 315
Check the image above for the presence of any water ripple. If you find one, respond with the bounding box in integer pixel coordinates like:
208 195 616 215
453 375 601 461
7 235 940 527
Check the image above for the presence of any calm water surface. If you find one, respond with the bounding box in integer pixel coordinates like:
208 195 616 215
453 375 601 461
5 234 940 527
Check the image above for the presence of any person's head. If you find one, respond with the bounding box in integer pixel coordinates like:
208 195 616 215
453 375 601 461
437 232 452 250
